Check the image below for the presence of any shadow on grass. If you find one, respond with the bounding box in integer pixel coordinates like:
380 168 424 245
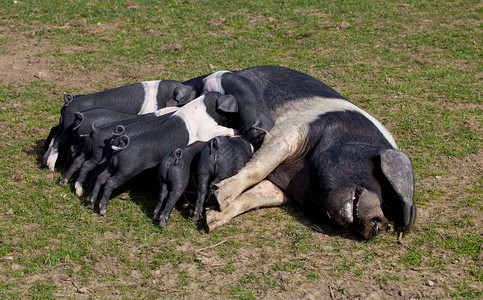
29 138 365 241
29 139 49 167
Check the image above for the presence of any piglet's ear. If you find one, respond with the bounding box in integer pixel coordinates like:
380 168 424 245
216 94 238 113
377 149 416 233
209 137 221 155
175 85 196 106
174 148 183 165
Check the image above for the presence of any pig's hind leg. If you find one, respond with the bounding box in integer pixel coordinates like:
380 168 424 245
192 174 212 221
75 155 104 197
207 180 291 231
153 183 168 221
86 167 112 209
59 151 86 186
157 179 190 227
98 173 128 216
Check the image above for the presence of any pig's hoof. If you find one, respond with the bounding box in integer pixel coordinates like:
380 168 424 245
59 178 68 186
158 217 168 227
74 182 84 197
192 213 201 222
215 190 234 211
86 200 95 210
153 207 162 220
205 210 222 232
214 177 239 210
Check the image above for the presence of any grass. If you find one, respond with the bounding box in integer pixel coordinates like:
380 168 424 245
0 0 481 298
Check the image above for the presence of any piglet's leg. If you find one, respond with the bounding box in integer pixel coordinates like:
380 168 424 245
215 124 304 210
87 168 111 209
153 184 168 220
98 173 127 216
75 157 102 197
157 189 184 227
193 176 209 221
207 180 291 231
59 152 85 186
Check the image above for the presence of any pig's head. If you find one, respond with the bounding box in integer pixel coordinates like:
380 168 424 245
158 80 195 107
218 72 274 150
314 147 416 239
182 71 274 149
198 92 240 129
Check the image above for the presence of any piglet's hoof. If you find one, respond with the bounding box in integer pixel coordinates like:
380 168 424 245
99 207 107 216
86 200 95 210
59 178 68 186
191 213 201 222
158 217 168 227
74 182 84 197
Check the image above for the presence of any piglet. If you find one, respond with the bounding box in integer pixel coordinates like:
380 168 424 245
153 141 207 227
193 136 253 221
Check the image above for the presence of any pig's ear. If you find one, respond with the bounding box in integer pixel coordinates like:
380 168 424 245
209 137 220 155
376 149 416 233
175 85 196 105
174 148 183 165
216 94 238 113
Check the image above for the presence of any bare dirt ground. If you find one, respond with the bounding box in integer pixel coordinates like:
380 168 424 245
0 21 481 299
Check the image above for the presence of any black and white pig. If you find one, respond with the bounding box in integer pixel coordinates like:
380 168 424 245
193 136 253 222
44 80 193 171
153 141 207 227
60 106 179 196
179 71 274 150
182 66 416 240
87 92 240 216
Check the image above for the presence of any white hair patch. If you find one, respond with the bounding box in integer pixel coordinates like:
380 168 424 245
139 80 161 114
202 71 231 94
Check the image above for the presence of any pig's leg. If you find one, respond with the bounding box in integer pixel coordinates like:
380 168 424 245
207 180 291 231
59 152 85 186
75 156 103 196
98 173 127 216
215 124 305 210
193 174 210 221
87 167 111 209
65 144 81 168
153 183 168 221
158 179 189 227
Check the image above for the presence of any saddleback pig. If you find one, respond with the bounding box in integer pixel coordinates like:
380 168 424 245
180 71 274 150
193 136 253 222
153 141 207 227
182 66 415 239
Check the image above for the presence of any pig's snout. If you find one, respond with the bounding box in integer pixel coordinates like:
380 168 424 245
360 214 391 239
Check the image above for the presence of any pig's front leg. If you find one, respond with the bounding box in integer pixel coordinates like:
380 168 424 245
215 122 305 210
